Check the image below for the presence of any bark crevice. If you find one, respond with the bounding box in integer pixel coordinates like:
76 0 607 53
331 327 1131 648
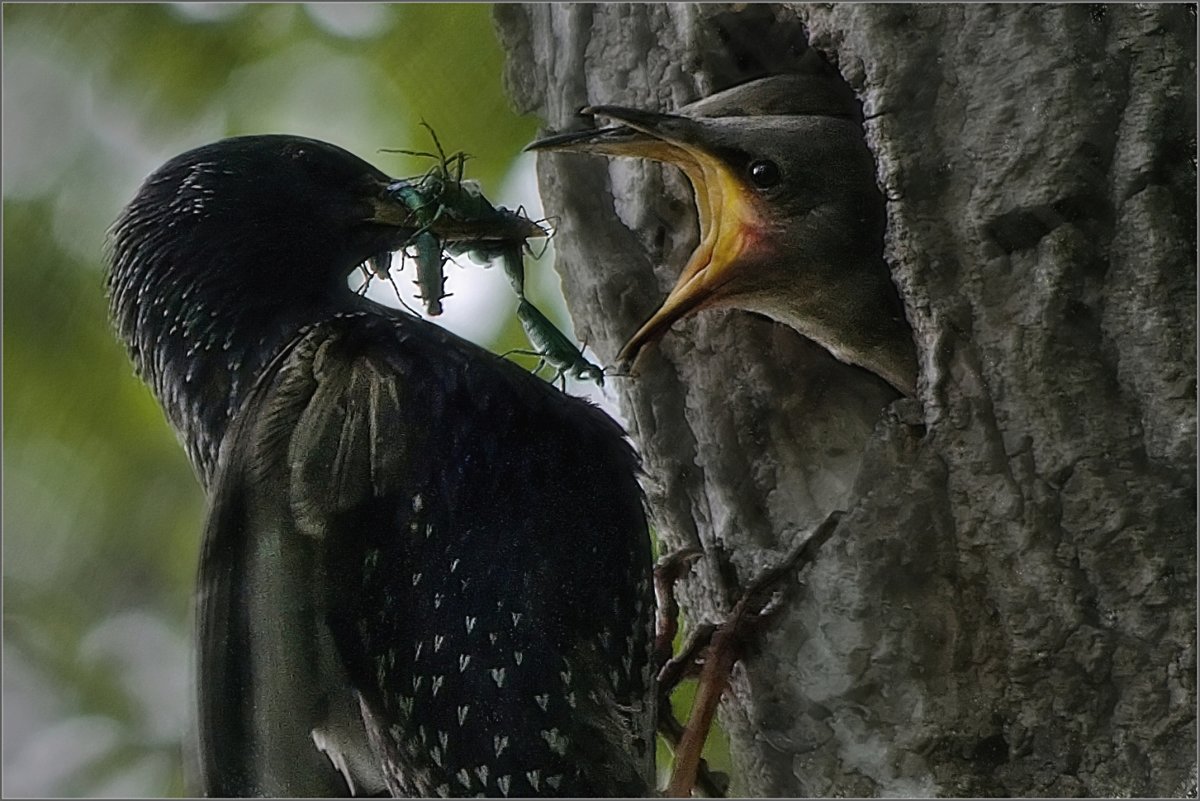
496 4 1196 795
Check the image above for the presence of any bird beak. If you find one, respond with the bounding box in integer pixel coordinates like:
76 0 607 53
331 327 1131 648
530 107 771 366
367 180 419 228
525 124 691 163
368 180 548 243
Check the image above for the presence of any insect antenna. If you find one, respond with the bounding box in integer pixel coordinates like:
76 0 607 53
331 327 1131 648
526 215 561 259
385 267 420 317
379 147 440 160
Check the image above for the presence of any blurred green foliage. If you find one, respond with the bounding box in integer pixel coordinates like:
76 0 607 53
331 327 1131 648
3 4 730 796
2 5 541 795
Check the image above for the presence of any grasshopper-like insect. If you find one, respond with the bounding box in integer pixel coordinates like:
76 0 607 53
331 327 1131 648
508 298 606 389
382 124 544 316
380 127 606 390
384 177 454 315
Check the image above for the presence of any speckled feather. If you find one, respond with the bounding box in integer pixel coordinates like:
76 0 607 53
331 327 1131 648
106 136 655 797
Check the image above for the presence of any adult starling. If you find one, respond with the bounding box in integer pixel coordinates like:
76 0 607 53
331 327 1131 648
527 68 918 396
107 135 655 797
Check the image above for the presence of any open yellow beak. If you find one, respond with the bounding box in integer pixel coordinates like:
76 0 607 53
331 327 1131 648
530 107 768 367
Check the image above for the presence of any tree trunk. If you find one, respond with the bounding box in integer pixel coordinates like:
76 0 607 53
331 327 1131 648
494 4 1196 796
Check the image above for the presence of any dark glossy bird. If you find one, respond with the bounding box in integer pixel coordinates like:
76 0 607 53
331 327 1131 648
527 65 918 396
107 135 655 797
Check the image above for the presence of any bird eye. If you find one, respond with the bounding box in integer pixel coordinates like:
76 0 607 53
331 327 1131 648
748 160 781 189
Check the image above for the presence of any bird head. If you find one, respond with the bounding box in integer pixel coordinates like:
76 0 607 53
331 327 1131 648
110 135 544 306
114 137 406 296
530 108 885 359
106 135 551 479
526 76 916 395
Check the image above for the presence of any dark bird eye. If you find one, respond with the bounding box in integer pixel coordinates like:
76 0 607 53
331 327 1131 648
748 159 781 189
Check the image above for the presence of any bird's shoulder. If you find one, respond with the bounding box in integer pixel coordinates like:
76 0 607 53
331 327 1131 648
219 308 638 530
197 308 652 796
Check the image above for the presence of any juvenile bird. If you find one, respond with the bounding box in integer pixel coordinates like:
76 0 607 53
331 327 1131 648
527 66 917 396
107 135 655 797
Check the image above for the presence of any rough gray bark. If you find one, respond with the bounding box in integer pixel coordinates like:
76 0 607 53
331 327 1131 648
495 4 1196 797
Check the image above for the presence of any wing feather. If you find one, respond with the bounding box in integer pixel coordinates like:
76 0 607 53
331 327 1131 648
196 324 415 796
196 313 653 796
196 335 353 796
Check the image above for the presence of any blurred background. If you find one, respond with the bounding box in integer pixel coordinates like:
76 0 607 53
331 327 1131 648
3 4 726 796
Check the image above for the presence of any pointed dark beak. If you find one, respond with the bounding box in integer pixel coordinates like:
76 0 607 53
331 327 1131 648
369 178 547 244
